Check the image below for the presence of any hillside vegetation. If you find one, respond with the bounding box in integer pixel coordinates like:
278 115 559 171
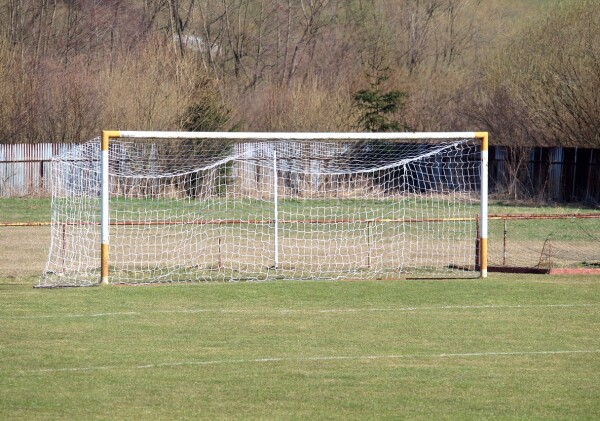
0 0 597 147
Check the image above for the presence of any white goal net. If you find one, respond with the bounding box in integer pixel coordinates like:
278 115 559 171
40 132 487 287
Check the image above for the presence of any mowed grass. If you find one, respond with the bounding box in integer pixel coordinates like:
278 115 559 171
1 275 600 420
1 198 599 418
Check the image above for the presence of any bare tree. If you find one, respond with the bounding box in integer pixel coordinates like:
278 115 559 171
400 0 441 75
435 0 481 68
488 0 600 147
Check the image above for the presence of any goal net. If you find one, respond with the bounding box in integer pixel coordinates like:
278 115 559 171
40 131 488 287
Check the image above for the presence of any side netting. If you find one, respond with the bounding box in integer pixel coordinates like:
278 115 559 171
40 133 484 286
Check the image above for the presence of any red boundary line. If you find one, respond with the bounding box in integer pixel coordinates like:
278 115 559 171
3 213 599 228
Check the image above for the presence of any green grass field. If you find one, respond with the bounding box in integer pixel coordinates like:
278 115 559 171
1 197 600 419
1 275 599 420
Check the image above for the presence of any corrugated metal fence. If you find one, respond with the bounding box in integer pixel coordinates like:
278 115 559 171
0 144 76 196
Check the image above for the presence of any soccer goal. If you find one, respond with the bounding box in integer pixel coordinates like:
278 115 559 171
40 131 488 287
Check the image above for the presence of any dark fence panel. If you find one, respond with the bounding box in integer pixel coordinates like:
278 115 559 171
489 146 600 203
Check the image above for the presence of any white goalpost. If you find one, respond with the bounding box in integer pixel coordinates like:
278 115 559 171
40 131 488 287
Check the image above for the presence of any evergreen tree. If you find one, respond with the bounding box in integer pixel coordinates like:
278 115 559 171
353 71 409 132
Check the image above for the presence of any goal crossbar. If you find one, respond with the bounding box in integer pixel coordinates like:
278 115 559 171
105 130 485 142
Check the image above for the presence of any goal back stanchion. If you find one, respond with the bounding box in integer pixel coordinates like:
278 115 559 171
41 131 488 287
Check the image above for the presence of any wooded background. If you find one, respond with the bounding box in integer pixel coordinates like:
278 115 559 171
0 0 598 149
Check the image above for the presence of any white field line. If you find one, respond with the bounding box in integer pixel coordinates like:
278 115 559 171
21 349 600 375
1 303 598 320
0 304 600 320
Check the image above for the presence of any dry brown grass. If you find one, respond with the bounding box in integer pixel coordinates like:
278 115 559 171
234 77 357 132
0 226 50 277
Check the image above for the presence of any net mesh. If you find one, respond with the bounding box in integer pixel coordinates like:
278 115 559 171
41 136 482 286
